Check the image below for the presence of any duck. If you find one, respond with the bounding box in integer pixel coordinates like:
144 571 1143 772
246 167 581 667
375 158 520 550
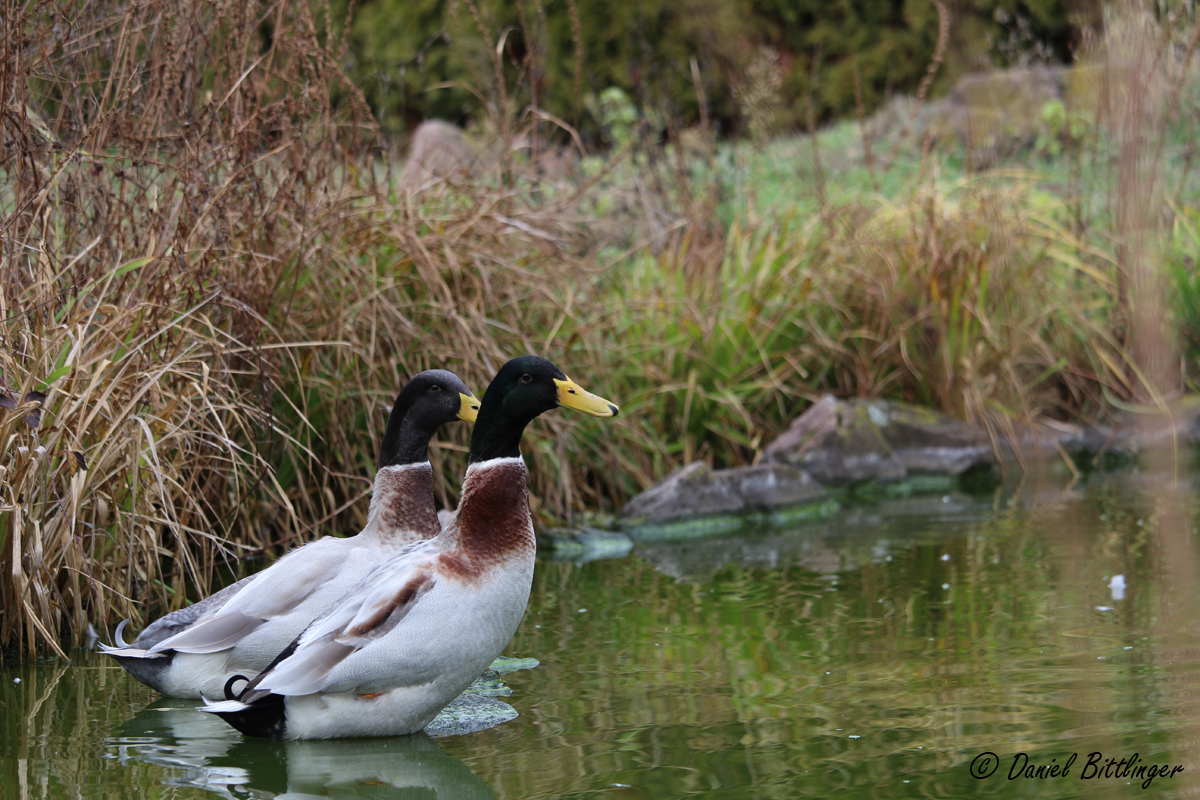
100 369 480 699
200 355 618 739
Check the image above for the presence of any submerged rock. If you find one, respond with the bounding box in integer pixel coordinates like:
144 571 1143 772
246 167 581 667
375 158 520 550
622 498 840 543
426 693 518 737
539 527 634 562
425 656 539 737
762 395 994 487
621 461 828 523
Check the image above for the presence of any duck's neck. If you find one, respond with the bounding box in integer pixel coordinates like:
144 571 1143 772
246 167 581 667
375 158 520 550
379 416 437 469
468 397 540 463
452 456 534 563
363 462 441 547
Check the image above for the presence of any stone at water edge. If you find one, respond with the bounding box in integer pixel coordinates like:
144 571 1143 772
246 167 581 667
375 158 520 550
424 656 540 737
620 461 828 523
762 395 995 486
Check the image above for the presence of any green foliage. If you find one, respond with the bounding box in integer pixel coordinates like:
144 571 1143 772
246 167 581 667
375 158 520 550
338 0 1099 137
4 0 1191 660
587 87 641 147
1035 98 1093 157
340 0 476 125
1169 206 1200 383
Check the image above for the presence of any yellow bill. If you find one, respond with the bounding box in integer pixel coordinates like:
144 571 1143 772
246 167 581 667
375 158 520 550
458 392 481 423
554 377 619 417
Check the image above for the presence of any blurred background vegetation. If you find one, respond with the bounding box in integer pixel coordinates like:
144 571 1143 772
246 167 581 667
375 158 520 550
340 0 1102 139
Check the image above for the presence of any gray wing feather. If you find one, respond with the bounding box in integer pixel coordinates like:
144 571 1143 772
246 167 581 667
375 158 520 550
255 637 357 696
254 560 436 697
132 576 256 649
149 611 263 654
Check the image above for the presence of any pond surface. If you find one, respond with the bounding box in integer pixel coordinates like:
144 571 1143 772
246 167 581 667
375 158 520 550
4 468 1200 799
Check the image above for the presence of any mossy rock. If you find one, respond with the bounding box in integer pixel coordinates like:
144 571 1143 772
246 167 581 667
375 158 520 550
763 395 996 487
623 498 840 544
620 461 830 527
928 67 1065 158
1062 63 1135 120
425 656 539 737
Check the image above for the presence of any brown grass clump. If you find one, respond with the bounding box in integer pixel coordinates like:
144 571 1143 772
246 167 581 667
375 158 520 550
0 0 619 656
810 179 1131 426
0 0 376 656
0 258 293 657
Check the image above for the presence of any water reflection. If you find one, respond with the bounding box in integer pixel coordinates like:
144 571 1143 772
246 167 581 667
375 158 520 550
633 490 997 580
4 467 1200 799
109 700 246 793
482 469 1200 798
109 700 498 798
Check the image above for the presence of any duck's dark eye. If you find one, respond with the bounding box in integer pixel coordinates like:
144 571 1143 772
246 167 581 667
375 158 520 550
520 373 533 385
429 384 442 392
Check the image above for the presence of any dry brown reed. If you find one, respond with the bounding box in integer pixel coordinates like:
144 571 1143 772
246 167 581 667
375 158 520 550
1 0 377 656
0 0 630 656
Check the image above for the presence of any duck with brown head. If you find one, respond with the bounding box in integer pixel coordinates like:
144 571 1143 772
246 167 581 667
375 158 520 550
201 355 618 739
101 370 480 700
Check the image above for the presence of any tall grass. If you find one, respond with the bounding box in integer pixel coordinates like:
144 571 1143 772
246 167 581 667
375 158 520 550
0 0 378 656
578 176 1135 490
0 0 630 655
1 0 1196 656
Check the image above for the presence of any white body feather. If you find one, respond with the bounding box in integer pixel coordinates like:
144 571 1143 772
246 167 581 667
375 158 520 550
104 463 441 699
202 457 537 739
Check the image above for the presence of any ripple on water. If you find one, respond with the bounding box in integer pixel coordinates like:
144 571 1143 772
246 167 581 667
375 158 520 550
5 473 1200 799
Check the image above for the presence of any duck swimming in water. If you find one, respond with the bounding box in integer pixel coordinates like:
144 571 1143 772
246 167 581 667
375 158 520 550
201 355 618 738
101 370 479 699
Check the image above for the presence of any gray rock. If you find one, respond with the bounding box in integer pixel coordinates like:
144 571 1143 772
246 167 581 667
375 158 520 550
400 120 480 189
761 395 905 485
539 527 634 562
1080 424 1130 458
425 693 518 737
927 67 1065 165
993 418 1098 463
1100 400 1200 455
620 461 827 522
763 395 994 486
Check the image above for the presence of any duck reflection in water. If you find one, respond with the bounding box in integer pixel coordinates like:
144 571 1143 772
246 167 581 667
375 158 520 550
109 698 499 799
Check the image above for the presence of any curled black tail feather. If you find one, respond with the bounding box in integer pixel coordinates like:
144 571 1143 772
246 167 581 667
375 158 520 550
208 634 304 738
224 674 250 701
234 633 303 705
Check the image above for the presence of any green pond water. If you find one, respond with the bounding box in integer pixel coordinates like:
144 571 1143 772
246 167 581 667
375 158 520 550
4 468 1200 799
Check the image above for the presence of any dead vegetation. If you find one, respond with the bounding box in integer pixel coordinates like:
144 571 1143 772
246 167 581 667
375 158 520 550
0 0 630 656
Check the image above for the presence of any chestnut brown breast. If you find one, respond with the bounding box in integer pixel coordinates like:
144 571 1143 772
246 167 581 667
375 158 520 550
373 464 441 544
440 459 534 579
